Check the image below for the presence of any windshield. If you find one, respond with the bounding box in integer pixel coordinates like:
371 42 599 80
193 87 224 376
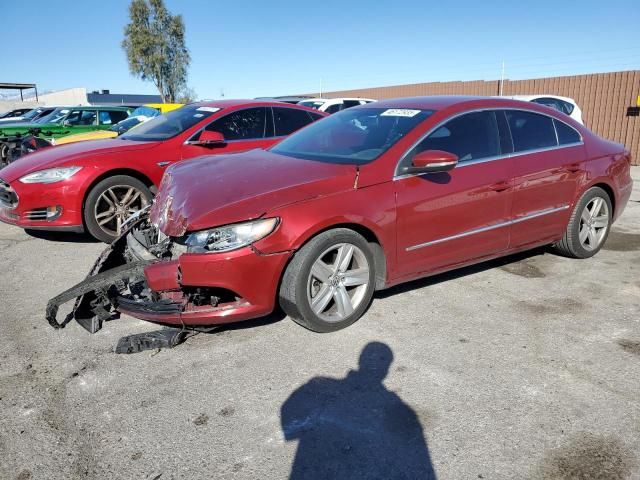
130 105 161 118
120 104 219 141
35 108 70 124
22 108 43 120
108 116 143 134
271 107 434 164
298 100 326 110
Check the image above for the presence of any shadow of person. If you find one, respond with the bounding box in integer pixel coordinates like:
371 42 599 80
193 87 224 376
281 342 436 479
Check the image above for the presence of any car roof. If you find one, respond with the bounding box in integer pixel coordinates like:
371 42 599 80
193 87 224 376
360 95 575 112
507 94 577 104
81 105 131 111
189 99 325 111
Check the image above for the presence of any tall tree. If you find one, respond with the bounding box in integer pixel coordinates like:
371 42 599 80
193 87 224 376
122 0 191 103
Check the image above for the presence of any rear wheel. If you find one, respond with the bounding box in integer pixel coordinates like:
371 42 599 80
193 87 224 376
279 229 376 333
83 175 152 243
553 186 612 258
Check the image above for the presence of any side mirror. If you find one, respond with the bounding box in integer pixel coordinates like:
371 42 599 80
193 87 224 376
406 150 458 174
62 120 71 127
190 130 225 147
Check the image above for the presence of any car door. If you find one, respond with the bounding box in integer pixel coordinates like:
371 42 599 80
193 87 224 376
505 109 585 248
180 106 273 160
394 110 514 279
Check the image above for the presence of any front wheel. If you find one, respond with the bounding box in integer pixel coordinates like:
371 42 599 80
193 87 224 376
83 175 152 243
553 186 612 258
279 229 376 333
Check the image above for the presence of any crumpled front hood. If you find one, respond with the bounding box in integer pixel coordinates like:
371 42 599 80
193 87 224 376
151 149 357 236
0 139 160 182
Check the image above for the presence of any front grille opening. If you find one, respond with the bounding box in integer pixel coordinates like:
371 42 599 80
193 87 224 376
0 179 18 209
183 287 240 308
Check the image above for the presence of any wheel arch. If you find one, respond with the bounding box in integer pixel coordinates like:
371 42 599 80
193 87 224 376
279 221 388 292
578 179 616 217
81 168 155 213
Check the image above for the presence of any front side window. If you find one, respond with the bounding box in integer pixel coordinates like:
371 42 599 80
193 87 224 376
121 104 218 141
102 110 128 125
506 110 557 152
205 107 267 140
407 111 501 164
66 110 97 126
273 107 314 136
271 107 434 165
554 119 581 145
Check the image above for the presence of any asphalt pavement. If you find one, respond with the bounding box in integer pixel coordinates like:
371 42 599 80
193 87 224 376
1 168 639 480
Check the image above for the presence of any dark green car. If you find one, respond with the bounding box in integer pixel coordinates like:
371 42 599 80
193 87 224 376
0 105 131 142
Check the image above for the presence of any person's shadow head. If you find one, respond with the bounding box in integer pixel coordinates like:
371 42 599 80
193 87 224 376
356 341 393 381
281 342 436 479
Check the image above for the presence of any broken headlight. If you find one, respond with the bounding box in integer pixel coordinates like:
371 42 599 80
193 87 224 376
185 218 278 253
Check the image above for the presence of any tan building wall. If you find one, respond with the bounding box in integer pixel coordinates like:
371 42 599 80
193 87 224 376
310 70 640 165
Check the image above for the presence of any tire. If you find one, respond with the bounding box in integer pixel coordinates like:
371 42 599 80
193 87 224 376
279 228 377 333
83 175 152 243
553 186 612 259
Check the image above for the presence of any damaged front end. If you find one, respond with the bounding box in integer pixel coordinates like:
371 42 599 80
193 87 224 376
45 208 197 352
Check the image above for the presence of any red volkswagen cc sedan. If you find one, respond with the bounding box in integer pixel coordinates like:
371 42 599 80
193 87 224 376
0 100 325 242
48 96 633 336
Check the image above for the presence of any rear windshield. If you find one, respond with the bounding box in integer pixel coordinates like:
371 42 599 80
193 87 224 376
271 107 434 165
120 105 219 141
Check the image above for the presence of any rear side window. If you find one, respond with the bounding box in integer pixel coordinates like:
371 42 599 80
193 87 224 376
206 107 267 140
412 110 501 163
105 110 128 125
273 107 314 136
325 103 343 114
506 110 557 152
342 100 361 109
554 119 581 145
308 112 325 121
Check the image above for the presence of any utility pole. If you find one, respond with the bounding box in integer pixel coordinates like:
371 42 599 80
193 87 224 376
499 61 505 96
319 78 323 98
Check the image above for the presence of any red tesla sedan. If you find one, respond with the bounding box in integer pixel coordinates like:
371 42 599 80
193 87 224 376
0 100 325 242
48 96 633 336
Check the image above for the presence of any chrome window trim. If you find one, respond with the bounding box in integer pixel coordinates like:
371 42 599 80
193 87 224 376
405 205 570 252
184 106 268 144
393 107 584 180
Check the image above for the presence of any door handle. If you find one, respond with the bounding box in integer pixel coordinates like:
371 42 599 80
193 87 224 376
157 161 171 167
565 163 581 173
489 180 511 193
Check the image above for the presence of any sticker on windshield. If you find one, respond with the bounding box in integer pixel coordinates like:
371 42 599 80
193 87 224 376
196 107 221 113
380 109 421 117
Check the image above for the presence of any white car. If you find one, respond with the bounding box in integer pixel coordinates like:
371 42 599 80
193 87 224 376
507 95 583 124
298 97 376 114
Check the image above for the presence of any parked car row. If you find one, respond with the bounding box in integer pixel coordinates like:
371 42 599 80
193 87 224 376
0 103 185 165
26 95 631 341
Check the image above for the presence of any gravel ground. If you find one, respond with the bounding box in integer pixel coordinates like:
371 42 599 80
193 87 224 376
1 168 639 480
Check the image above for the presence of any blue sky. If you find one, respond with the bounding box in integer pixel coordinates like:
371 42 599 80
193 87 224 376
4 0 640 99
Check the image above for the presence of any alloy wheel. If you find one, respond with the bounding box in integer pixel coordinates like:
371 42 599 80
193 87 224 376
306 243 370 323
94 185 149 237
579 196 609 251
